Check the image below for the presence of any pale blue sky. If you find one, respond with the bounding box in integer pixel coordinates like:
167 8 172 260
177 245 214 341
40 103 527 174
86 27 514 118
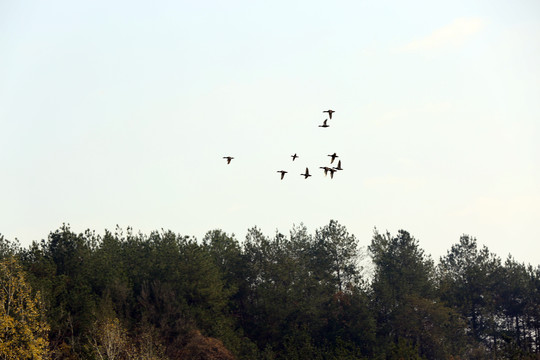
1 1 539 264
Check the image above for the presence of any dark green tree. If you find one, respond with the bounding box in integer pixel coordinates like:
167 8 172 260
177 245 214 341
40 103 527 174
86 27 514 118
526 265 540 356
314 220 361 292
493 256 540 358
370 229 466 359
241 227 298 349
203 230 243 290
88 229 131 321
241 222 374 358
438 235 501 352
0 234 20 259
37 225 96 358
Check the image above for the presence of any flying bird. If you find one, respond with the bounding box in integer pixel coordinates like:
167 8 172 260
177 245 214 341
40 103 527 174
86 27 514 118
301 168 312 179
328 153 338 164
319 166 331 176
328 168 337 179
277 170 288 180
223 156 234 164
323 109 335 119
291 153 298 161
333 160 343 171
318 119 329 128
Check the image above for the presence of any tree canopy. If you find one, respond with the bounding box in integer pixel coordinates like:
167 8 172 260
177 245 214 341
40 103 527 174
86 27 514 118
0 257 49 359
0 222 539 359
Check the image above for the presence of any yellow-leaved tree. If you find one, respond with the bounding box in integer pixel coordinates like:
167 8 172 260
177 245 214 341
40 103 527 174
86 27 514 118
0 257 49 359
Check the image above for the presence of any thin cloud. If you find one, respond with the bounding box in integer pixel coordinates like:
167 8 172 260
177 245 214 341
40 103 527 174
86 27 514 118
397 17 486 53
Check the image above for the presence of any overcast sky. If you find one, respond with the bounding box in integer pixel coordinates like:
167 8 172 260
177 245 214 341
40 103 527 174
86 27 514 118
1 1 539 265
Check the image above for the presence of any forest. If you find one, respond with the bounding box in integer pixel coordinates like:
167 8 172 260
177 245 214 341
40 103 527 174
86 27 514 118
1 220 539 359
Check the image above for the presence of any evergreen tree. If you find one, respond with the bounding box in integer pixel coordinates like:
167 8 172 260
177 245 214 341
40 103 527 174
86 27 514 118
494 256 540 357
370 229 466 359
314 220 361 292
2 223 538 359
0 234 20 259
27 225 97 358
438 235 501 351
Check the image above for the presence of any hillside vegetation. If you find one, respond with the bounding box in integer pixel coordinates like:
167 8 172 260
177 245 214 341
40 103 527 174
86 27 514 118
1 221 539 359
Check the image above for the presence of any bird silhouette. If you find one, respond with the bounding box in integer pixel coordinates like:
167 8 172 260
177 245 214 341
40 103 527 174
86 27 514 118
301 167 312 179
277 170 288 180
291 153 298 161
328 153 338 164
318 119 329 128
319 166 331 176
333 160 343 170
328 168 337 179
323 109 335 119
223 156 234 164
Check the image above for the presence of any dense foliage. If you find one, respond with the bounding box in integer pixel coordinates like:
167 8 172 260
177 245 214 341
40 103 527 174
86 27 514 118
0 222 539 359
0 257 49 359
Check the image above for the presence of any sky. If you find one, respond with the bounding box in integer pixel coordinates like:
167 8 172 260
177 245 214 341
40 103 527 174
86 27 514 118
1 1 539 265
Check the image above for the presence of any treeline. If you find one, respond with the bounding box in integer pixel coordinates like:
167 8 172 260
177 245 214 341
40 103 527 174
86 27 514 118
1 220 540 359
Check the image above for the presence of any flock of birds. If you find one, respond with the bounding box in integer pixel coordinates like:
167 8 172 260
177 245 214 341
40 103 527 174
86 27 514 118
223 109 343 180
